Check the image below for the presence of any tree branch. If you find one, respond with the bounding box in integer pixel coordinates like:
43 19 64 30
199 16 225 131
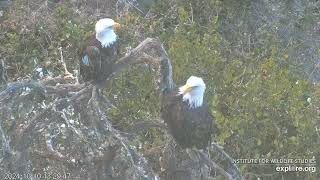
210 142 244 180
188 149 233 180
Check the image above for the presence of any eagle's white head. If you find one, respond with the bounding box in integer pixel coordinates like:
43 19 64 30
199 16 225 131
95 18 121 47
179 76 206 108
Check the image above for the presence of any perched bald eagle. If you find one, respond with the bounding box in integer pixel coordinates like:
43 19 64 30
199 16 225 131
79 18 121 86
161 76 216 149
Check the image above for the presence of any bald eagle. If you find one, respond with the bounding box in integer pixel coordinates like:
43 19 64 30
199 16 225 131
161 76 216 149
79 18 121 86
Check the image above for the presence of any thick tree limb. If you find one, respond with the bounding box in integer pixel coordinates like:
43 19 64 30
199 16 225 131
210 142 244 180
108 38 163 80
188 149 233 180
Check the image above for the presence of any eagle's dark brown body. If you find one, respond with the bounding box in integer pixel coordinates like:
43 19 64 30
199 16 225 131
79 35 118 84
161 89 215 149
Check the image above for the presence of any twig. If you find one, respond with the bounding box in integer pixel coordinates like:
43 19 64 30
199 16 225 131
59 110 88 143
58 47 74 80
0 122 11 157
45 130 65 160
0 59 7 88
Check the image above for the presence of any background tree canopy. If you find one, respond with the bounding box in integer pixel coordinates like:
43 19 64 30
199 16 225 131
0 0 319 179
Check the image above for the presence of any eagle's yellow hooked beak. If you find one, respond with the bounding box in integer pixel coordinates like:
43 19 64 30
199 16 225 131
179 84 192 95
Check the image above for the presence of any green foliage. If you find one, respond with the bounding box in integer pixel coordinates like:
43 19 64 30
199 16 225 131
0 1 88 79
159 2 319 178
